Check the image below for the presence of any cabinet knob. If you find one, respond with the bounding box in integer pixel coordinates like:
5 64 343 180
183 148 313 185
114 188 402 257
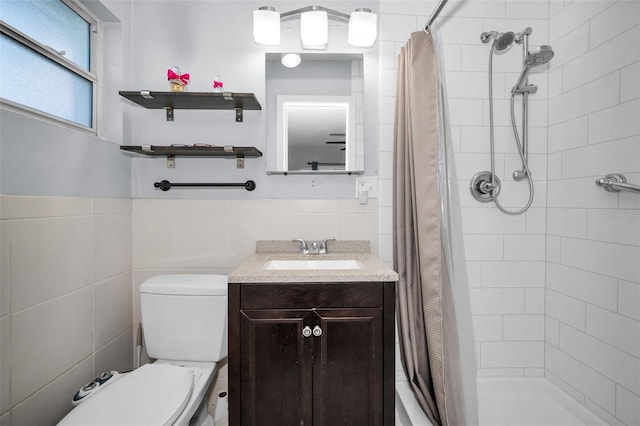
312 326 323 337
302 326 312 338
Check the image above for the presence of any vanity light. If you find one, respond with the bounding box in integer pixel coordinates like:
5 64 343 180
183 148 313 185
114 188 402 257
348 8 377 47
252 5 377 49
281 53 302 68
253 6 280 45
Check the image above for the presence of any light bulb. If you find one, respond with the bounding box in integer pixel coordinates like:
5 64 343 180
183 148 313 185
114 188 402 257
253 6 280 45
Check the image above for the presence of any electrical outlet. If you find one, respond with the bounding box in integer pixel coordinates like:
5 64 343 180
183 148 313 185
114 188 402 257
355 176 378 198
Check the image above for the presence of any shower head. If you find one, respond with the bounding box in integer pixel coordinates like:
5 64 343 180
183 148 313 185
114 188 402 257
481 31 515 51
513 45 554 90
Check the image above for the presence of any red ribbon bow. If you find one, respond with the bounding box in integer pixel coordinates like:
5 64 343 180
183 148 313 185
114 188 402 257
167 69 190 85
213 80 223 89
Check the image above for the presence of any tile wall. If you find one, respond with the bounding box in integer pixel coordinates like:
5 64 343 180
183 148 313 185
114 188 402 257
378 0 550 378
545 1 640 425
0 196 133 426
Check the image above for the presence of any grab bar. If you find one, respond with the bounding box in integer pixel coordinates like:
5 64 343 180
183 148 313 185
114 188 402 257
154 180 256 192
595 174 640 195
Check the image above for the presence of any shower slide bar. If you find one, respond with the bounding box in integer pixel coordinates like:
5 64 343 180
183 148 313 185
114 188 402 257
595 174 640 195
154 180 256 192
424 0 448 30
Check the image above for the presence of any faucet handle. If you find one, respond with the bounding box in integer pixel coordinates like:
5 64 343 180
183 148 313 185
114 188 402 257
293 238 309 253
320 237 336 254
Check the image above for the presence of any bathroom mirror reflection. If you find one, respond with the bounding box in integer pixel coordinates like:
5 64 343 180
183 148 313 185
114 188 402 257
265 53 365 174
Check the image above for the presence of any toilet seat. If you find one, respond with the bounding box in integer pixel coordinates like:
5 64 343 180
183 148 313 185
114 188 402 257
58 363 194 426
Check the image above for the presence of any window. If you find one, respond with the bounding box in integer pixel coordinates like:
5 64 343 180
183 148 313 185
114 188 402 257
0 0 96 130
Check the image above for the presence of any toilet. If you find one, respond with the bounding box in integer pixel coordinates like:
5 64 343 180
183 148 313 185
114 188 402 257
59 274 228 426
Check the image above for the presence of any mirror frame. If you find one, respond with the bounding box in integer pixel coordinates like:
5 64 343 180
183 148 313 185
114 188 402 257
276 95 355 173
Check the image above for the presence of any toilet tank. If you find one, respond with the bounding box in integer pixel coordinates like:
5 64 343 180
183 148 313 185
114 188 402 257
140 275 228 362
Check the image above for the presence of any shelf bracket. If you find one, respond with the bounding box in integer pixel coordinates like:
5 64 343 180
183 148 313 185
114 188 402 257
167 155 175 168
236 157 244 169
165 107 174 121
235 107 243 122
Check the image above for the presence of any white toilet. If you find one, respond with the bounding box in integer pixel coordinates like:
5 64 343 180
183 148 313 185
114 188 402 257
59 274 228 426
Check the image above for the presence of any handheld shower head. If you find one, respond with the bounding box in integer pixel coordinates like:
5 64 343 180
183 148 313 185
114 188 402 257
513 45 554 90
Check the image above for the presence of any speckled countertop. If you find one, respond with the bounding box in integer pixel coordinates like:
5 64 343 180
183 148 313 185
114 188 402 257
229 240 399 283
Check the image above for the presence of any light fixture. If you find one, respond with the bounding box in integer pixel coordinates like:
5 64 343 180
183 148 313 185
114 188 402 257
252 5 378 49
348 8 377 47
300 10 328 49
253 6 280 45
281 53 302 68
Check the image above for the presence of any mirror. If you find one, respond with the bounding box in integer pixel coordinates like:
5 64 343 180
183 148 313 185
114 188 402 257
266 53 364 174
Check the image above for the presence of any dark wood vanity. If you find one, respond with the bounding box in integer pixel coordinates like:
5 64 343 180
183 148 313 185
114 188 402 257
228 281 395 426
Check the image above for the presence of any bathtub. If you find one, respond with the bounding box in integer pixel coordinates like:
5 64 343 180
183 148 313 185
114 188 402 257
395 377 608 425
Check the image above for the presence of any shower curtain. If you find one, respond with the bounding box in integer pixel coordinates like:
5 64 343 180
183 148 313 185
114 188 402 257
393 30 479 426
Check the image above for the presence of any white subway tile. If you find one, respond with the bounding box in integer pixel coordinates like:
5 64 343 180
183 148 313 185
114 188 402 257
590 0 640 48
10 217 92 312
584 399 626 426
438 17 485 45
448 99 483 125
378 95 396 124
547 289 586 330
470 288 525 314
379 68 397 98
562 237 640 283
548 116 588 153
547 207 587 238
586 305 640 358
546 370 587 405
619 280 640 321
449 1 505 19
547 263 618 311
549 0 613 43
482 261 545 288
0 196 91 220
476 368 524 377
547 177 620 209
0 222 8 318
548 67 563 98
466 261 483 287
92 198 132 215
549 72 620 125
616 385 640 426
560 324 640 395
379 14 418 42
10 358 92 426
505 153 547 183
132 210 172 269
461 207 526 234
563 26 639 92
447 71 499 99
473 315 503 341
524 368 545 377
94 213 132 282
548 152 562 180
546 236 561 263
503 315 544 341
1 317 9 415
455 153 504 180
563 136 640 179
620 173 640 210
549 22 589 70
588 207 640 246
506 1 549 19
442 44 461 71
550 0 564 17
621 61 640 103
588 98 640 145
486 180 546 210
503 235 545 261
546 343 616 413
481 342 544 368
93 273 133 351
464 235 503 261
546 316 560 347
525 208 546 235
525 288 545 314
484 99 548 127
94 328 133 376
11 288 92 404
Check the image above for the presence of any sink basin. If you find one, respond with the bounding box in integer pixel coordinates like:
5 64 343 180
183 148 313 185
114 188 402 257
264 259 363 270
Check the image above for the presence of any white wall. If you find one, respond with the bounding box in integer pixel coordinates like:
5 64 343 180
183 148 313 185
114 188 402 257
545 2 640 424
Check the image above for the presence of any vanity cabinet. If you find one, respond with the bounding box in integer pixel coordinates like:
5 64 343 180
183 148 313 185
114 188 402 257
228 282 395 426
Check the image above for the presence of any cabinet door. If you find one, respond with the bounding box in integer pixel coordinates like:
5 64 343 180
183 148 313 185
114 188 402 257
240 309 313 426
312 308 383 426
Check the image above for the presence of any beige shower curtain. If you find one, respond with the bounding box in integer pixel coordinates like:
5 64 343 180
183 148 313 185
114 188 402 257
393 30 478 426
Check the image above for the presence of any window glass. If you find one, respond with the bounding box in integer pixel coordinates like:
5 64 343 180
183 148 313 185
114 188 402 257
1 33 92 127
0 0 91 70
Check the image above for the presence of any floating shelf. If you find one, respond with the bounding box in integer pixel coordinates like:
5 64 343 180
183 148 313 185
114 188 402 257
120 145 263 169
118 91 262 122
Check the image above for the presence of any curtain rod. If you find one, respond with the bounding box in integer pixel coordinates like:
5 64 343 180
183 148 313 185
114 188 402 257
424 0 448 30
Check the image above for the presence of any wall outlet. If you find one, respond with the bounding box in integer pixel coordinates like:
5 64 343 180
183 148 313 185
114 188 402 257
355 176 378 198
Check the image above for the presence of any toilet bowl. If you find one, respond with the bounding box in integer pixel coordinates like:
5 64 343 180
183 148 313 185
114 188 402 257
58 275 228 426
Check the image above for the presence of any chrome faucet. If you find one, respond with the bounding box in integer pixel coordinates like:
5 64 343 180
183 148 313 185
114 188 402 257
293 238 309 254
293 238 335 254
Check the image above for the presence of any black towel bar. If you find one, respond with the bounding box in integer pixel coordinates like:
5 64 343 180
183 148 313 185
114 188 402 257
154 180 256 191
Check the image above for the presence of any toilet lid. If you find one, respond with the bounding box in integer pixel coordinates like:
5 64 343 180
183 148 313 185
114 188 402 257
58 364 194 426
